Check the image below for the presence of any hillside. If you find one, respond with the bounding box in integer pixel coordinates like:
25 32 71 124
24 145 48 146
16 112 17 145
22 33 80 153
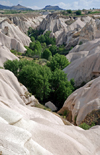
0 9 100 155
0 4 32 10
43 5 64 10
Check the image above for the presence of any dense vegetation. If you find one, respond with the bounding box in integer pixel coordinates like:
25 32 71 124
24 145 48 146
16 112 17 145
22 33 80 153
4 28 75 109
76 10 81 15
24 28 70 59
4 59 74 109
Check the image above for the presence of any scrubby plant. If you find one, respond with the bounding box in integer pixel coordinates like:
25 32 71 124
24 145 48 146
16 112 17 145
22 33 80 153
79 122 95 130
67 10 72 14
76 10 81 15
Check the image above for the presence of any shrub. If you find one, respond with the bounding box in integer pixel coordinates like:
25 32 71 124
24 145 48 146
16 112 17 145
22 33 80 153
79 122 95 130
67 10 72 14
47 53 70 71
42 48 52 60
76 10 81 15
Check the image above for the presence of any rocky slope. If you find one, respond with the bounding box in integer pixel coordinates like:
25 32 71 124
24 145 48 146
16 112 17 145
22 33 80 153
9 14 46 33
0 44 18 67
0 12 100 154
0 17 30 53
0 4 32 10
58 76 100 126
38 14 92 46
0 14 45 66
43 5 63 10
64 38 100 86
0 69 100 155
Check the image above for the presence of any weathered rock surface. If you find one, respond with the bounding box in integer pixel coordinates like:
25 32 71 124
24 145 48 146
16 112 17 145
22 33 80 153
64 38 100 86
38 14 93 46
10 15 46 33
0 18 31 52
45 101 57 111
59 77 100 126
0 69 100 155
1 13 100 154
0 44 18 67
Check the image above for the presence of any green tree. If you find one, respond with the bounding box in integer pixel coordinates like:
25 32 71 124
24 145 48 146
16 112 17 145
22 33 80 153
76 10 81 15
67 10 72 14
18 65 52 101
4 59 19 77
50 69 74 109
37 35 46 43
49 45 57 55
29 42 35 50
31 36 35 42
47 53 70 71
42 48 52 60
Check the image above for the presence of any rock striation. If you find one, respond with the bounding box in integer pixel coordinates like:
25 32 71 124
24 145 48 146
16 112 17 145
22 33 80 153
0 69 100 155
64 38 100 86
0 44 18 67
59 76 100 126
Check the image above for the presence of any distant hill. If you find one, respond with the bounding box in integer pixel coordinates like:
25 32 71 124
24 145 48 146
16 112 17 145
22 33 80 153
43 5 64 10
0 4 32 10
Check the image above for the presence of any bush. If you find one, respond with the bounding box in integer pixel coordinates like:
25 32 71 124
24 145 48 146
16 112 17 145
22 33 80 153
76 10 81 15
67 10 72 14
47 53 70 71
42 48 52 60
79 122 95 130
11 50 22 56
4 59 75 109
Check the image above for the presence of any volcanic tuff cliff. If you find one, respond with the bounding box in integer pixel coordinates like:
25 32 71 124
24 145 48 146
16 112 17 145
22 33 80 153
0 14 45 66
0 12 100 154
0 69 100 155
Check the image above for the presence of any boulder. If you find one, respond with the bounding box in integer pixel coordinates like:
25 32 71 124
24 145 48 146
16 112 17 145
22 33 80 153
45 101 57 111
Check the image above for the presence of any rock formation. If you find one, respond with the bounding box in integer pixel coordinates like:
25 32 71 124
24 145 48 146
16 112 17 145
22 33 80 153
0 44 18 67
10 15 46 33
58 76 100 126
64 38 100 86
0 69 100 155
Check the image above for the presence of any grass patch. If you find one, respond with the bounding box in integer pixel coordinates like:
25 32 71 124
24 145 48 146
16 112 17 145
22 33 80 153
79 122 95 130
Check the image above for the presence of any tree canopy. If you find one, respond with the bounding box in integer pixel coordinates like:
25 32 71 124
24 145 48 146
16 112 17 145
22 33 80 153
47 53 70 71
4 59 74 109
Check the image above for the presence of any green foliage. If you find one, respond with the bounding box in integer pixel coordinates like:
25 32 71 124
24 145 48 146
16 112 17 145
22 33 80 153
50 69 74 108
19 64 52 101
34 41 42 52
47 53 70 71
37 35 46 43
49 45 57 55
4 59 19 77
29 42 35 50
30 36 35 42
79 41 83 45
25 41 42 58
37 31 56 45
2 10 21 14
42 48 52 60
76 10 81 15
88 11 100 14
63 110 69 116
79 122 95 130
11 50 22 56
67 10 72 14
39 31 56 45
4 59 75 109
28 28 44 39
